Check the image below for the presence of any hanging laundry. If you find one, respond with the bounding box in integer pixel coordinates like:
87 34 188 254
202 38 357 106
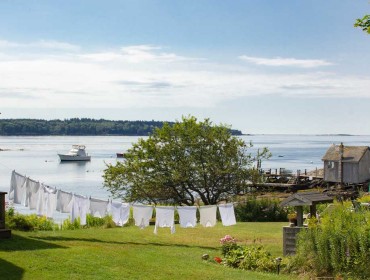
177 206 197 228
9 170 27 204
24 178 40 209
56 190 73 213
89 197 108 218
109 201 130 226
132 205 153 229
154 206 175 234
37 184 57 218
199 205 217 227
71 194 89 225
218 203 236 226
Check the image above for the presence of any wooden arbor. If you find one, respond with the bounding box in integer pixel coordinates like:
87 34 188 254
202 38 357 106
280 191 333 227
280 191 333 255
0 192 11 238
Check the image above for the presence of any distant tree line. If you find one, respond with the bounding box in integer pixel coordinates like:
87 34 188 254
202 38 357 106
0 118 243 136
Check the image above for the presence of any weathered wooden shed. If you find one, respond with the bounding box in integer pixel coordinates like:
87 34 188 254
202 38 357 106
322 143 370 184
280 191 333 255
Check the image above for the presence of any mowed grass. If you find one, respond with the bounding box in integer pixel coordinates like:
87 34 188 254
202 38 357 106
0 222 297 280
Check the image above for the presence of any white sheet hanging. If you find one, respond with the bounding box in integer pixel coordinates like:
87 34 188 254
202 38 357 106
71 194 89 225
199 205 217 227
218 203 236 226
56 190 73 213
154 206 175 234
24 178 40 209
89 197 108 218
177 206 197 228
9 171 27 204
37 184 57 218
132 205 153 229
109 201 130 226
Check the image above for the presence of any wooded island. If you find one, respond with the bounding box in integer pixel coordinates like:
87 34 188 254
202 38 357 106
0 118 243 136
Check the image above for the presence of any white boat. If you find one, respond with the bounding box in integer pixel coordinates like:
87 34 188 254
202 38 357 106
58 145 91 161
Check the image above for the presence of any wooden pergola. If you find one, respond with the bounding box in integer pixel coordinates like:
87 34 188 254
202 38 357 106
280 192 333 227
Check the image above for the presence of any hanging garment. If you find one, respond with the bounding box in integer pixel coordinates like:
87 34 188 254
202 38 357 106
109 202 130 226
24 178 41 209
218 203 236 226
71 194 89 225
9 171 27 204
56 190 73 213
154 206 175 234
89 197 108 218
37 185 57 218
132 205 153 229
199 205 217 227
177 206 197 228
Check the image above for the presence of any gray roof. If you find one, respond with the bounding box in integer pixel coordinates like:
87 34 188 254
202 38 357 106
280 192 333 207
322 145 369 163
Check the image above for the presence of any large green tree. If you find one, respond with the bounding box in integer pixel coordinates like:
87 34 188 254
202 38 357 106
354 14 370 34
103 116 269 205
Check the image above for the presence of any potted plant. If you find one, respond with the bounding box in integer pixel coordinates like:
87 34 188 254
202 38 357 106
287 213 297 227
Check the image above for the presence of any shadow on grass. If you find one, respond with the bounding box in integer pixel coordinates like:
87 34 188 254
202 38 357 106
0 234 67 252
0 259 24 280
33 236 215 250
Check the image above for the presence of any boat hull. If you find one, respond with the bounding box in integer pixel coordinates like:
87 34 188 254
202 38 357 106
58 154 91 161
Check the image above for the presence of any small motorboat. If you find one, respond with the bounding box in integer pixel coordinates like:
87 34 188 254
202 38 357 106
58 145 91 161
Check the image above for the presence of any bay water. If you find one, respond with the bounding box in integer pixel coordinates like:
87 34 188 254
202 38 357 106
1 134 370 204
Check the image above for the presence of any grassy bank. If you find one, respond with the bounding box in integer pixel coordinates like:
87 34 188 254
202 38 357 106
0 222 296 280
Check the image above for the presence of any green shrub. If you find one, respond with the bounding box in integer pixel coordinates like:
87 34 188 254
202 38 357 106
288 202 370 279
235 196 288 222
219 235 277 273
5 209 59 231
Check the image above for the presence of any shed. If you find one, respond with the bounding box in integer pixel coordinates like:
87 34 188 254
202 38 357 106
322 143 370 184
280 191 333 256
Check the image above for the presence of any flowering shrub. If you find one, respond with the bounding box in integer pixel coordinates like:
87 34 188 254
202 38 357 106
220 235 238 257
219 235 276 272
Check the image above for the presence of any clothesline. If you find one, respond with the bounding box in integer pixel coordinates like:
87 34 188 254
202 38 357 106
8 170 237 234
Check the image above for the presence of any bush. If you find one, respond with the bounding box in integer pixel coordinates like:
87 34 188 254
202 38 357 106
235 196 289 222
287 202 370 279
219 235 277 273
5 208 58 231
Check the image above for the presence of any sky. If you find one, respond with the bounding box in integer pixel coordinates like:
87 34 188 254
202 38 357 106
0 0 369 134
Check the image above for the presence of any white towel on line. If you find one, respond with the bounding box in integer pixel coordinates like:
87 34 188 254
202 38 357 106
132 205 153 229
199 205 217 227
9 171 27 204
89 197 109 218
72 194 90 225
56 190 73 213
109 201 130 226
177 206 197 228
154 206 175 234
218 203 236 226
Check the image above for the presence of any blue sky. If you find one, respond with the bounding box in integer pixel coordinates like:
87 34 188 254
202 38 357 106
0 0 369 134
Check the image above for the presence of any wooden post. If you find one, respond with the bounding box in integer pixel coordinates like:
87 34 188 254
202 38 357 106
296 206 303 227
0 192 11 238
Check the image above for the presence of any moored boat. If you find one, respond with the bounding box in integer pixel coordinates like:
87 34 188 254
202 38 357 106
58 145 91 161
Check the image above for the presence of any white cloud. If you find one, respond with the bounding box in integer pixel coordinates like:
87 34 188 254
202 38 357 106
0 39 80 52
0 41 369 110
239 55 333 68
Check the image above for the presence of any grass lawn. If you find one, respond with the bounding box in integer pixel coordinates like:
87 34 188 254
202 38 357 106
0 222 297 280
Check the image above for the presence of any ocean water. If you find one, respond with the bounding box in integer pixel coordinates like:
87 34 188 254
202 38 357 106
1 134 370 201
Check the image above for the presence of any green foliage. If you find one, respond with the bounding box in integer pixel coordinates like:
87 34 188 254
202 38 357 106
235 196 289 222
5 209 58 231
0 118 243 136
104 116 269 205
62 214 116 230
220 235 277 272
354 15 370 34
288 202 370 279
